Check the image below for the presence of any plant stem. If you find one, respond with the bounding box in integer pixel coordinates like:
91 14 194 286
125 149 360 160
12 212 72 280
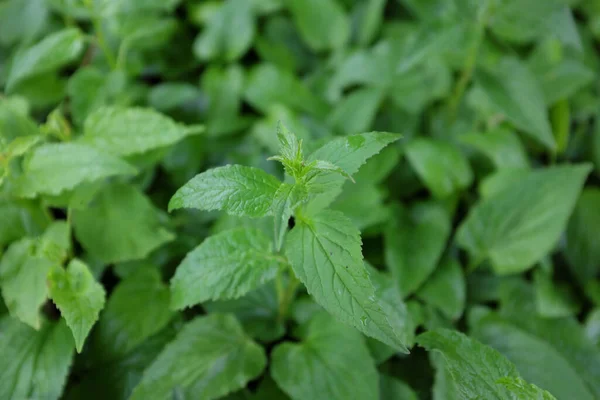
84 0 116 69
447 2 491 120
278 270 300 323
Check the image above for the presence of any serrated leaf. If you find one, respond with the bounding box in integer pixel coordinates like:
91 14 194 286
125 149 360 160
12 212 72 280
417 328 520 400
130 314 266 400
94 269 174 359
169 165 281 217
171 228 282 309
48 259 106 352
6 28 85 92
470 309 594 400
271 312 378 400
81 106 204 156
272 183 308 251
0 317 74 400
276 122 303 162
495 280 600 398
496 377 556 400
405 138 473 198
14 143 136 198
286 209 407 351
385 202 451 297
477 57 555 150
306 132 401 207
73 183 174 264
565 188 600 284
0 238 54 328
456 164 591 274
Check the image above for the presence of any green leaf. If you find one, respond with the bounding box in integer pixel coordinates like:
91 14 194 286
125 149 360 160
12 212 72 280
405 138 473 198
456 164 591 274
14 143 136 198
67 67 128 127
534 267 580 318
496 377 556 400
385 202 451 297
306 132 401 207
327 88 384 136
130 313 266 400
379 375 418 400
171 227 283 309
205 282 284 342
201 65 247 136
565 188 600 284
287 0 350 51
470 309 594 400
48 259 106 352
416 258 466 320
193 0 255 61
73 183 174 263
271 312 378 400
0 317 74 400
94 269 174 359
0 199 49 248
275 122 303 163
244 63 327 117
6 28 85 92
272 183 308 251
168 165 281 217
458 128 529 170
495 280 600 398
286 209 407 351
81 106 203 156
476 57 555 150
417 328 519 400
1 135 41 160
585 309 600 347
0 238 54 328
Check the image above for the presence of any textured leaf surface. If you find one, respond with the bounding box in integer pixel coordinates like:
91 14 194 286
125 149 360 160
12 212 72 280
6 28 84 91
456 165 591 274
14 143 136 198
417 328 519 400
48 259 106 352
306 132 401 207
0 317 74 400
171 227 282 309
271 312 378 400
130 314 266 400
405 138 473 198
497 378 556 400
94 269 174 359
73 183 174 263
496 281 600 398
471 310 594 400
271 183 308 251
81 106 203 156
286 210 407 350
169 165 281 217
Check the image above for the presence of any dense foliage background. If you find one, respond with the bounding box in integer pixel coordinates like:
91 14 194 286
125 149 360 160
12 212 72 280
1 0 600 399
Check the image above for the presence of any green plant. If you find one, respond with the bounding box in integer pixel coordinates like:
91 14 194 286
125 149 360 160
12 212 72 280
2 0 600 399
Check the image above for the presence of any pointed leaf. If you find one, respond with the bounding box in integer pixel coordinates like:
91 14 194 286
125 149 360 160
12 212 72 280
286 210 407 351
81 106 204 156
171 228 283 309
169 165 281 217
130 314 266 400
48 259 106 352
